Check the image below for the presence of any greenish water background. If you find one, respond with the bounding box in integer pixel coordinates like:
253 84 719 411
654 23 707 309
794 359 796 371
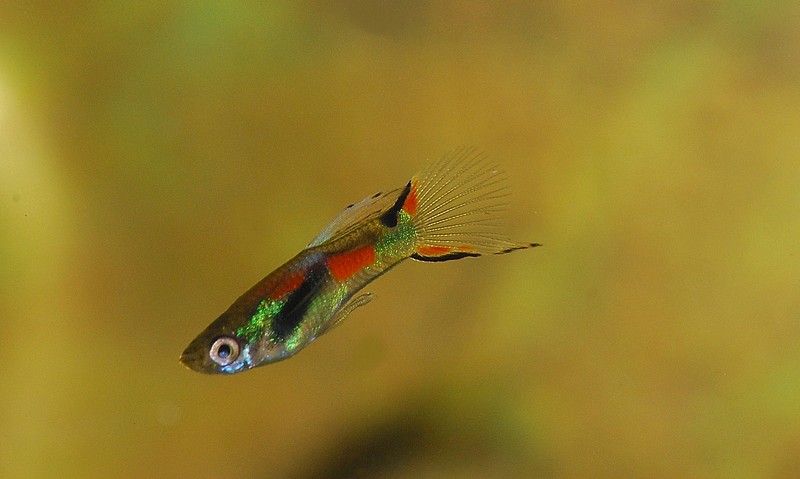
2 3 800 478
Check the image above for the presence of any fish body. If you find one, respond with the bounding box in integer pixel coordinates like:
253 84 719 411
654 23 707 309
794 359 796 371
180 149 539 374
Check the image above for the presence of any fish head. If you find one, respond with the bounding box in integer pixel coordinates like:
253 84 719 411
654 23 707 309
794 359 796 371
180 331 251 375
179 312 295 374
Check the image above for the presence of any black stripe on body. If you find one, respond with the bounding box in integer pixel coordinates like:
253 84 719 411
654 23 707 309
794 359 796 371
379 181 412 228
271 264 327 340
410 252 481 262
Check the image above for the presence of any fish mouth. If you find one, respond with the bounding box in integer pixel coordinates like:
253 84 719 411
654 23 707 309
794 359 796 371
179 341 210 373
178 349 198 371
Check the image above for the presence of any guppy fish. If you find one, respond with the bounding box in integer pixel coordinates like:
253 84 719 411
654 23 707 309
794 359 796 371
180 149 539 374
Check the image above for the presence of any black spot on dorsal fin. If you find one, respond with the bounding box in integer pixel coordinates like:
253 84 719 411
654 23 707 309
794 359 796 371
379 181 412 228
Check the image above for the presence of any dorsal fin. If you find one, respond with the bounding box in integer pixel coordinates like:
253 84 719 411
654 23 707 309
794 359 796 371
307 187 403 248
379 181 412 228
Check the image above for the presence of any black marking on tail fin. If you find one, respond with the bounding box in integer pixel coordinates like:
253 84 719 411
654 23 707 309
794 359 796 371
410 252 482 262
379 181 412 228
497 243 542 254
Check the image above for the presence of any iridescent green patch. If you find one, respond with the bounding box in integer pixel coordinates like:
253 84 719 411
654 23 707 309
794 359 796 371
283 332 302 351
237 299 284 343
375 210 416 258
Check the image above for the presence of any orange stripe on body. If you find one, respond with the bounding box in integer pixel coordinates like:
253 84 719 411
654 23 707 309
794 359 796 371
269 270 305 300
401 180 418 215
326 246 376 281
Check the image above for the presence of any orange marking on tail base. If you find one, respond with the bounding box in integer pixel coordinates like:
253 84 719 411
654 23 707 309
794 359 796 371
326 246 377 281
416 244 475 257
401 180 418 215
416 245 453 256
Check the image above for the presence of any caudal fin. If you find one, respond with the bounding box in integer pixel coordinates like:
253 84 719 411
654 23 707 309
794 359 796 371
401 148 540 262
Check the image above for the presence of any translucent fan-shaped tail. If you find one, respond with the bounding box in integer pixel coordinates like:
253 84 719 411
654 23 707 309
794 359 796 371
407 148 540 262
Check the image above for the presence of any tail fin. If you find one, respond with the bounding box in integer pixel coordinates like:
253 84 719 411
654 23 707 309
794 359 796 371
402 148 540 262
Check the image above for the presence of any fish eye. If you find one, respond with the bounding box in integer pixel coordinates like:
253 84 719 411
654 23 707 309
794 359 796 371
209 337 240 366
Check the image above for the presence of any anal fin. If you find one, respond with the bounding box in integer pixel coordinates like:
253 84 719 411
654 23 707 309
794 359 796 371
318 293 374 336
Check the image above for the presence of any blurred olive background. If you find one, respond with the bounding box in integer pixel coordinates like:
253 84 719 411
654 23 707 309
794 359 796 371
2 2 800 478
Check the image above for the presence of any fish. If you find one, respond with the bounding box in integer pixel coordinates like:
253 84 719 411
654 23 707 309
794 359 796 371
180 148 540 374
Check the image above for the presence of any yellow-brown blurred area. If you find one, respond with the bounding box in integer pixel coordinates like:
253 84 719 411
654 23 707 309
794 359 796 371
2 2 799 478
